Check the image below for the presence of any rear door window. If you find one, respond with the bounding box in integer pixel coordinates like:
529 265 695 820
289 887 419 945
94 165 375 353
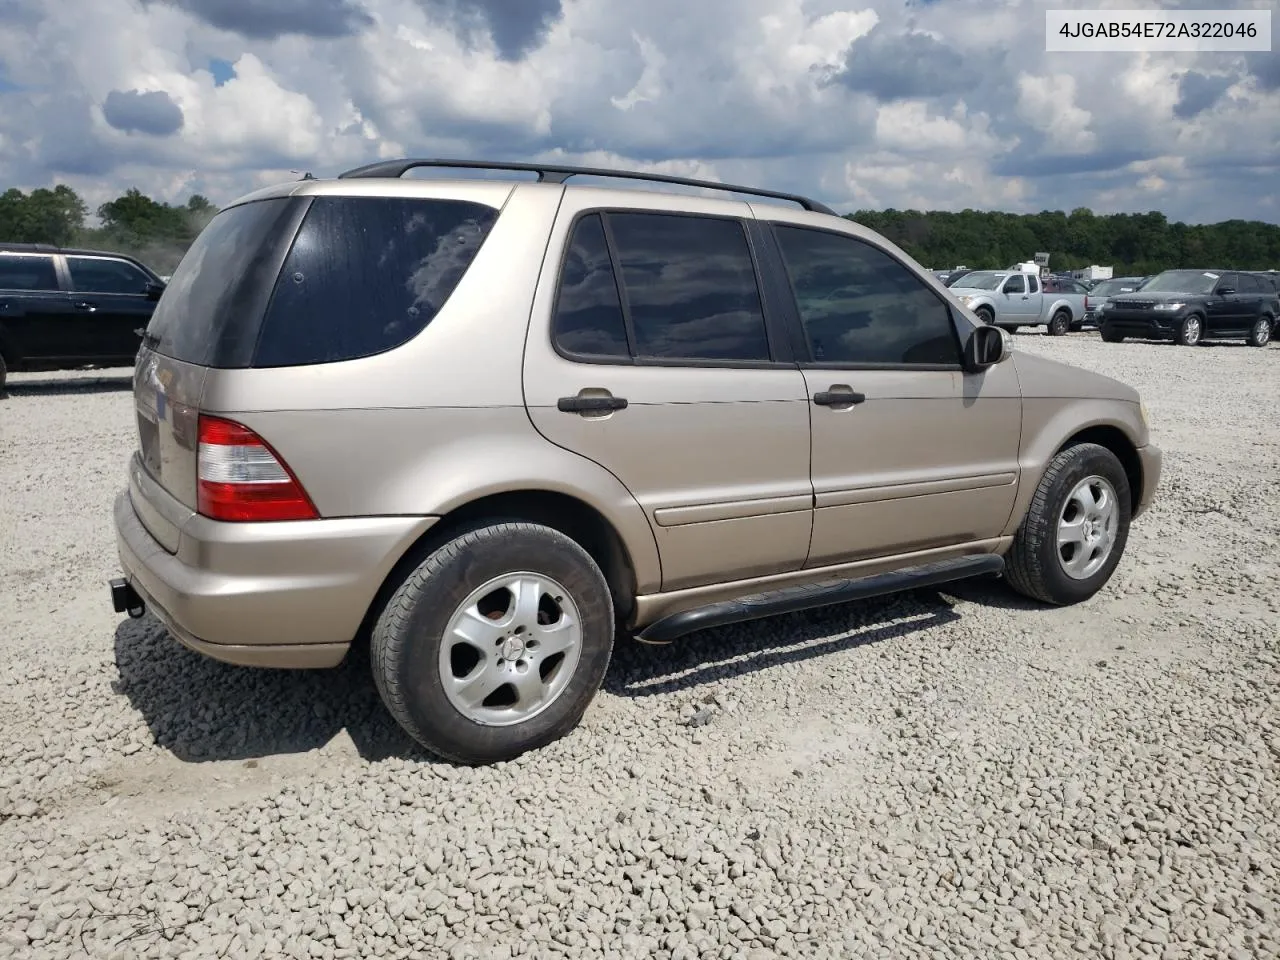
0 254 59 291
253 196 500 367
551 214 630 359
605 212 770 362
67 256 152 294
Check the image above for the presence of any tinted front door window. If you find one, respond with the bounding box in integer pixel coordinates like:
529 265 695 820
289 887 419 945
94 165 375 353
773 226 960 365
67 257 150 294
606 213 770 362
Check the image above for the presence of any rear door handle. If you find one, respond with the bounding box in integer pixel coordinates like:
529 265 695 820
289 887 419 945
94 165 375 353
813 387 866 407
558 394 628 414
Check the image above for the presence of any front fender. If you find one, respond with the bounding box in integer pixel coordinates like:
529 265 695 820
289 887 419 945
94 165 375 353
1002 397 1149 536
959 295 997 317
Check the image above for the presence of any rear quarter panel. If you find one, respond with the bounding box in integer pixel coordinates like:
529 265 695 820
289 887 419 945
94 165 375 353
197 181 663 593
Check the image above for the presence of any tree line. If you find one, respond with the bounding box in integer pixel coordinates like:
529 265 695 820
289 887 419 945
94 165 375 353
2 183 1278 277
848 208 1280 275
0 185 216 274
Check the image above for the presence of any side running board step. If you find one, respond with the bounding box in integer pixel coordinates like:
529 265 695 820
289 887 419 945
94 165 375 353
635 554 1004 645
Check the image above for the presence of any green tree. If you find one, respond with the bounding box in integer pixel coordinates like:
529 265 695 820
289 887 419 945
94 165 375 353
0 184 87 245
842 206 1280 273
97 187 192 243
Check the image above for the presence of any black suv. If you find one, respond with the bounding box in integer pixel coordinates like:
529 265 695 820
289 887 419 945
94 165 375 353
0 243 166 390
1099 268 1277 347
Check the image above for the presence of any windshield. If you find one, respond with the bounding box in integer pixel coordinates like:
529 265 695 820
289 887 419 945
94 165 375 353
953 271 1005 290
1092 278 1143 296
1140 270 1220 295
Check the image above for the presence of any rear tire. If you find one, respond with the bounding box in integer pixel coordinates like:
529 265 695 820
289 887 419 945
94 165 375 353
1247 316 1272 348
1047 310 1071 336
370 522 615 764
1175 314 1203 346
1005 442 1132 606
0 353 7 396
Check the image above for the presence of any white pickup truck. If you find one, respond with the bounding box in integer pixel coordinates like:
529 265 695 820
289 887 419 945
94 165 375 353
947 270 1086 336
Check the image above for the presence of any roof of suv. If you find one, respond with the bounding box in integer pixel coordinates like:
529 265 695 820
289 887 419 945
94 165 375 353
0 241 157 266
225 157 841 219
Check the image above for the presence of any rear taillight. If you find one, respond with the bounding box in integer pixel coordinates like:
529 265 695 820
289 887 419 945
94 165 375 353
1085 295 1092 309
196 415 319 522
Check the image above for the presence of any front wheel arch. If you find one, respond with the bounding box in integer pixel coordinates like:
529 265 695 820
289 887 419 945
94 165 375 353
1056 425 1143 514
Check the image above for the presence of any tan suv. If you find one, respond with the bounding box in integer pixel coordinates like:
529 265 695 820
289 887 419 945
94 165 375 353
109 159 1162 764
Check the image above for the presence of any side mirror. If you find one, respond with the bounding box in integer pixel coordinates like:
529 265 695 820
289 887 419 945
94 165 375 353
144 281 165 301
963 324 1010 372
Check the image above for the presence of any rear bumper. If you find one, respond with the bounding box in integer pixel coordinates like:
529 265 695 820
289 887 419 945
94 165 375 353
113 488 437 668
1135 444 1162 519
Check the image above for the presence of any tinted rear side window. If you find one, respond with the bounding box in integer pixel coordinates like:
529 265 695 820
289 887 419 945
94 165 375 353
608 213 770 362
0 254 58 291
253 196 499 367
147 197 306 367
552 214 630 358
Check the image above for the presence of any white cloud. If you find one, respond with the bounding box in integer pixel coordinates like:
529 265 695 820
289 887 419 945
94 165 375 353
1016 73 1096 152
0 0 1273 225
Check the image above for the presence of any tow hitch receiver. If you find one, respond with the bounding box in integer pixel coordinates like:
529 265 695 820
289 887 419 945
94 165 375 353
109 578 146 619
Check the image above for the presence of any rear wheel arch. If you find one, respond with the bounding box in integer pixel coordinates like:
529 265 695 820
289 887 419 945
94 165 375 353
354 489 641 656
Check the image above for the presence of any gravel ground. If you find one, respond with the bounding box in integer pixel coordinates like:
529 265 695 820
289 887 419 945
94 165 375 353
1 334 1278 960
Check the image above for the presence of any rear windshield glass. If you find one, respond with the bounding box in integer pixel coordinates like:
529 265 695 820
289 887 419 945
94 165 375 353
252 196 499 367
146 198 304 367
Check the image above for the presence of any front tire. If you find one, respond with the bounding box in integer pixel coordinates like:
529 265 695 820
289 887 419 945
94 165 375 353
1100 325 1124 343
1247 316 1272 348
370 522 615 764
975 306 995 326
1005 443 1132 606
1175 314 1203 346
1047 310 1071 336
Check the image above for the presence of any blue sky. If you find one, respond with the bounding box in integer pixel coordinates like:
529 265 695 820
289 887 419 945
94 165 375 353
0 0 1276 223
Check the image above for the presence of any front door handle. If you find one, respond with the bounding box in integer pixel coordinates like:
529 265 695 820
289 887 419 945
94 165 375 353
812 386 866 407
558 393 628 414
74 301 97 312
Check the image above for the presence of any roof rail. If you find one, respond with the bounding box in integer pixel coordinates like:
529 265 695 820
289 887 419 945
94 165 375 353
336 158 838 216
0 242 61 253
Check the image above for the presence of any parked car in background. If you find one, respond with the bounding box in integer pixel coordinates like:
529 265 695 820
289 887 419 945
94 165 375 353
1249 271 1280 295
107 157 1161 764
1082 276 1150 327
948 269 1085 335
1041 277 1091 331
1099 269 1277 347
940 268 978 287
0 243 165 391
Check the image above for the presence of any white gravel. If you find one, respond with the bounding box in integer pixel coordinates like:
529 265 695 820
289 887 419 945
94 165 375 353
1 335 1278 959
